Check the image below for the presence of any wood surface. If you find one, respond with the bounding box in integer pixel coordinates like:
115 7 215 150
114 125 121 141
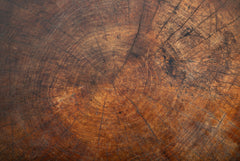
0 0 240 160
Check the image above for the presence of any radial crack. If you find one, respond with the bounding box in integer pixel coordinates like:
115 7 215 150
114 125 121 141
129 0 146 52
125 96 159 141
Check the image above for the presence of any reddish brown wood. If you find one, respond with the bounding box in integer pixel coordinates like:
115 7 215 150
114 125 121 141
0 0 239 160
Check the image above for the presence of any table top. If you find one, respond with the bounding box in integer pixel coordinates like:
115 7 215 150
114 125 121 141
0 0 239 160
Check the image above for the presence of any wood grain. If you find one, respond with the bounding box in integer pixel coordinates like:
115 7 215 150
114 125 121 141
0 0 239 160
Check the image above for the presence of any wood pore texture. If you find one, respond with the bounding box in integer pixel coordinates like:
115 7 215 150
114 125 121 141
0 0 240 160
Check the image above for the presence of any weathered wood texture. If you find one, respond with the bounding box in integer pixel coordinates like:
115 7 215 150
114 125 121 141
0 0 240 160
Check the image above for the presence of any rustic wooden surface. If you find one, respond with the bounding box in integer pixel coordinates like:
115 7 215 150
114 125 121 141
0 0 240 160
